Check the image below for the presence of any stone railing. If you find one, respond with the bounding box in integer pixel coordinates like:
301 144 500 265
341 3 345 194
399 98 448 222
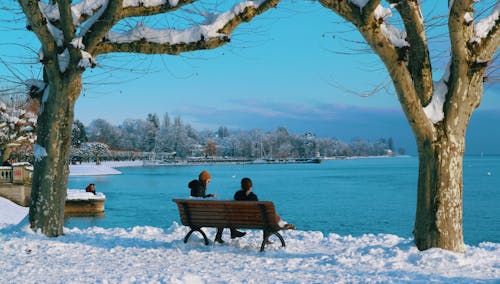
0 167 13 183
0 164 33 184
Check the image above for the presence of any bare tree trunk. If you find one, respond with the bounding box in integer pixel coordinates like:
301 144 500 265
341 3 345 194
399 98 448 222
29 73 81 236
413 123 466 253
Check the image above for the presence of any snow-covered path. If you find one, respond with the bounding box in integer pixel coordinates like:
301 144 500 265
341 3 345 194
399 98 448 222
0 216 498 283
1 161 498 283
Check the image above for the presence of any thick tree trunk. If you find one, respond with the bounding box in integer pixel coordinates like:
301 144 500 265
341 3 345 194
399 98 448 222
29 74 81 237
413 132 465 252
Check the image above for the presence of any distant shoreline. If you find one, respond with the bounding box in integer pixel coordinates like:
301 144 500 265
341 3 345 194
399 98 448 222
69 156 408 176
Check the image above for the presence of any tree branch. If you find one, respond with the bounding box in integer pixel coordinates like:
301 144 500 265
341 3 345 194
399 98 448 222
84 0 124 53
318 0 363 27
17 0 57 57
55 0 75 44
362 0 382 23
319 0 433 140
393 0 433 106
446 0 479 128
448 0 475 73
121 0 197 18
475 4 500 61
93 0 279 56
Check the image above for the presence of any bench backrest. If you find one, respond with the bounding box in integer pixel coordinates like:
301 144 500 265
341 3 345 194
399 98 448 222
173 199 280 230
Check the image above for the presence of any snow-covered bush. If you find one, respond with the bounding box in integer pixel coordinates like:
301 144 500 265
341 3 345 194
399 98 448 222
0 98 37 162
79 142 110 165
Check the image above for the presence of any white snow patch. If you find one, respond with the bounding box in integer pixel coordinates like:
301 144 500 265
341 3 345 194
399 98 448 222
381 22 409 47
78 50 97 69
38 2 60 21
58 49 70 73
464 12 474 24
67 189 106 200
71 37 85 49
106 0 265 44
24 79 45 91
168 0 179 7
38 49 44 61
374 5 392 20
69 163 122 176
471 3 500 43
77 1 109 37
0 198 28 227
0 211 498 283
45 21 64 47
69 160 143 176
39 86 50 115
33 144 47 162
424 62 451 123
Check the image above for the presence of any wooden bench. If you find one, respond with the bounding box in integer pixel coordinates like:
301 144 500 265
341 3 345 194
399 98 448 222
173 199 286 252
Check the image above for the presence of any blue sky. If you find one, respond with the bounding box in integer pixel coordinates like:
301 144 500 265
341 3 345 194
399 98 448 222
1 1 499 155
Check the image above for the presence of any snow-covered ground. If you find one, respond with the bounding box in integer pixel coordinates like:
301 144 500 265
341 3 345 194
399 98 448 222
67 189 106 200
69 160 143 176
0 207 498 283
1 161 499 283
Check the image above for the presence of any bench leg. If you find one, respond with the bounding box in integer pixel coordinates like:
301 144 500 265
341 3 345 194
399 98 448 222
260 230 286 252
184 228 209 245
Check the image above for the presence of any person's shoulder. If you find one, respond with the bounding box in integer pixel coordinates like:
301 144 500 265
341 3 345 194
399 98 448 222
234 190 245 200
249 192 259 201
188 179 201 189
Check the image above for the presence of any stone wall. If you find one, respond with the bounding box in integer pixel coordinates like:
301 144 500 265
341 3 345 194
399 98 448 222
0 184 31 206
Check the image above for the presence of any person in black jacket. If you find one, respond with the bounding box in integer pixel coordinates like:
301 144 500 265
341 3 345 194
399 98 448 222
187 170 245 243
234 177 258 201
234 177 295 230
188 170 215 198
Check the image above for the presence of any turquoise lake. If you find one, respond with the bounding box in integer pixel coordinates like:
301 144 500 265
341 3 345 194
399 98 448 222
66 156 500 245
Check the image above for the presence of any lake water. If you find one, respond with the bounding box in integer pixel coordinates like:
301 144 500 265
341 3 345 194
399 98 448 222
66 156 500 245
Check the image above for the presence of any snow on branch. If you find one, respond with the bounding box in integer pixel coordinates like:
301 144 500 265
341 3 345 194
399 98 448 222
106 0 268 45
77 1 110 38
380 22 409 48
123 0 178 8
345 1 409 48
34 144 48 162
38 0 109 27
423 62 451 124
78 51 98 68
470 2 500 44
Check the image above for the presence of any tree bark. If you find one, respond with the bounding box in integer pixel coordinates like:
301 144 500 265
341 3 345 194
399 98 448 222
29 73 81 236
414 132 465 252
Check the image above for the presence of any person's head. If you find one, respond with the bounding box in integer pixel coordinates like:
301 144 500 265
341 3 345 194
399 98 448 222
241 178 253 192
198 170 211 186
88 183 95 189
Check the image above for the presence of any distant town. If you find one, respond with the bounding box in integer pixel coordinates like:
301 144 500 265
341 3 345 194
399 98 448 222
65 113 404 165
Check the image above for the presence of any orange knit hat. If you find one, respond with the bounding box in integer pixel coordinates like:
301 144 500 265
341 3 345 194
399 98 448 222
199 170 211 181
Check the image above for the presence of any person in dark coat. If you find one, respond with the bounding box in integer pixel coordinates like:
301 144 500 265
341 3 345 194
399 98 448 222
187 170 245 243
234 177 258 201
188 170 215 198
234 177 295 230
85 183 96 195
